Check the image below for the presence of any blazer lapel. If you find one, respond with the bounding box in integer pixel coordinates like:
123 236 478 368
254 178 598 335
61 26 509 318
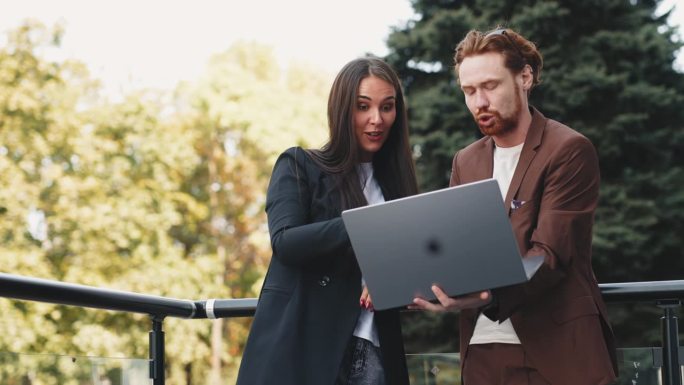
474 137 495 181
504 107 546 215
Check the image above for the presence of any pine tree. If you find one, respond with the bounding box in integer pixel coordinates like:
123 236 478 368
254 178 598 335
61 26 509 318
386 0 684 350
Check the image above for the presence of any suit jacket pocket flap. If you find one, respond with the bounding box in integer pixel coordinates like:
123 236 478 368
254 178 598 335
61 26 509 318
552 295 598 324
262 284 294 297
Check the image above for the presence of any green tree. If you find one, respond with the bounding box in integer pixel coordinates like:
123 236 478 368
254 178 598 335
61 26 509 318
0 20 229 385
1 22 332 384
385 0 684 350
0 22 88 379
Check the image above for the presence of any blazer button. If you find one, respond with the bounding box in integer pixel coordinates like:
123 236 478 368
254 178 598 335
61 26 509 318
318 275 331 287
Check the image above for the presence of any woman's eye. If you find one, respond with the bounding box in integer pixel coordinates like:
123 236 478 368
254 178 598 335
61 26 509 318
382 104 395 112
357 104 369 111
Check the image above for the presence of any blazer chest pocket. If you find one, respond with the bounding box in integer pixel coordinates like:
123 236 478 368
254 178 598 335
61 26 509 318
510 199 538 216
510 200 538 231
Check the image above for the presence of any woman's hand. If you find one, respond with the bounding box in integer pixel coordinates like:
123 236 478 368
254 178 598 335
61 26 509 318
360 285 374 311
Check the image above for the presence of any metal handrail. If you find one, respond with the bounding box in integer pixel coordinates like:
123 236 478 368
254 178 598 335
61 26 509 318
0 271 259 385
600 280 684 303
2 272 683 318
0 272 259 319
0 272 197 319
1 272 682 385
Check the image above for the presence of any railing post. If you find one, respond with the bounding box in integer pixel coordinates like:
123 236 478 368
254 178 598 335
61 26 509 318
149 316 166 385
657 300 682 385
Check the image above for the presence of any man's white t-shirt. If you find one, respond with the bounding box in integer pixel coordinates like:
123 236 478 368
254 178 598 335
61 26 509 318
469 142 524 345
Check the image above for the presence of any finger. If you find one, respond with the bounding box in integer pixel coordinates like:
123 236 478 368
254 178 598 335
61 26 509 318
412 297 446 313
407 297 426 310
431 285 456 307
359 286 370 307
454 291 491 309
364 293 374 311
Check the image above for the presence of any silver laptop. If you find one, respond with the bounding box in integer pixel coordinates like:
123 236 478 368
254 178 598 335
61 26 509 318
341 178 543 311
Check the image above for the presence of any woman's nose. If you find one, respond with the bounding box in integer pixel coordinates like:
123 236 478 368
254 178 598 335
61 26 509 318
369 108 382 124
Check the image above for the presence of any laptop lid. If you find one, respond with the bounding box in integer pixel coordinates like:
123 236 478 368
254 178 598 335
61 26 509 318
341 178 543 311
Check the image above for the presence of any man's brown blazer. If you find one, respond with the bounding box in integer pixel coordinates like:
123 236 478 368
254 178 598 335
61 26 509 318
450 108 618 385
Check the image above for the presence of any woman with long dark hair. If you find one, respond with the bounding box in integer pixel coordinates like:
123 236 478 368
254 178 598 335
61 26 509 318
236 56 417 385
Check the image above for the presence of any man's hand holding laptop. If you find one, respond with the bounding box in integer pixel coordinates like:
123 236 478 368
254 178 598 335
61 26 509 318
409 287 491 312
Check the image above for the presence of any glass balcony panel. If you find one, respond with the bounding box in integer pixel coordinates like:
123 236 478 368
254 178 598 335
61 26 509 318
618 347 684 385
406 348 683 385
0 351 149 385
406 353 460 385
1 348 681 384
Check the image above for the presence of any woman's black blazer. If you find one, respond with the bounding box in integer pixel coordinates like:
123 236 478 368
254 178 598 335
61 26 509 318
236 147 409 385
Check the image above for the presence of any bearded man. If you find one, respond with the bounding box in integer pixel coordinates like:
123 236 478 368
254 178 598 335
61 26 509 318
412 27 618 385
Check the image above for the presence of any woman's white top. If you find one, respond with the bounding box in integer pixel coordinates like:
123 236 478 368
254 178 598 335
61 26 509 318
352 162 382 347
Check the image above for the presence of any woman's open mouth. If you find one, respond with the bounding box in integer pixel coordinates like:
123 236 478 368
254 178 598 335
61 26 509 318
365 131 384 141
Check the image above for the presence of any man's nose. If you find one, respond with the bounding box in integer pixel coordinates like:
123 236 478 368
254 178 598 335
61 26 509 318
475 90 489 109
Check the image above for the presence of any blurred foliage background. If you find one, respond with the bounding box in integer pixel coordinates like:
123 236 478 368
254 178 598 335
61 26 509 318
1 0 683 383
0 20 329 384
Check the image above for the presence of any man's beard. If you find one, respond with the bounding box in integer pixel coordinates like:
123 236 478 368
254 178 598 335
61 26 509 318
474 87 522 137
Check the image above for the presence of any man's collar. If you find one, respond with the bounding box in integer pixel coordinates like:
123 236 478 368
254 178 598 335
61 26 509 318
525 106 545 150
